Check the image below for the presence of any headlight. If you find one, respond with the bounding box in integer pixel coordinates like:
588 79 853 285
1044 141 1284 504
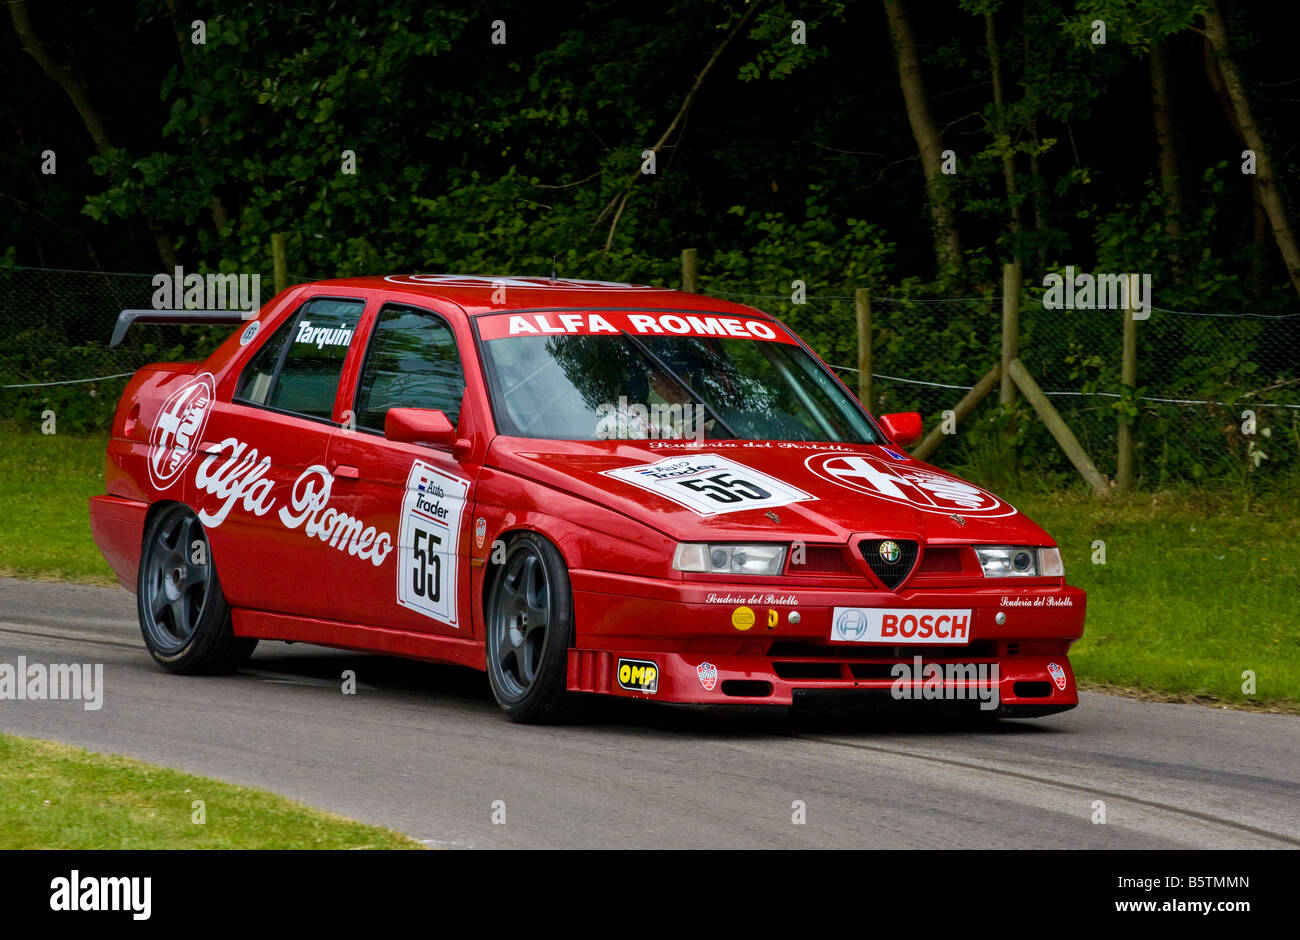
673 543 787 576
975 545 1041 577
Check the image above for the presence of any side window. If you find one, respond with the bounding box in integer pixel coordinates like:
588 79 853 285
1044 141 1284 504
235 298 364 421
355 304 465 433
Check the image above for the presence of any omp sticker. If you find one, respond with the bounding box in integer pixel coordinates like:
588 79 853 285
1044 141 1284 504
1047 661 1068 690
397 461 470 627
806 452 1016 517
617 659 659 694
148 372 215 490
602 454 813 516
476 311 793 343
831 607 973 644
731 606 755 631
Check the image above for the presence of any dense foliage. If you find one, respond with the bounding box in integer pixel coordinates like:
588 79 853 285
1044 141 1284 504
2 1 1297 489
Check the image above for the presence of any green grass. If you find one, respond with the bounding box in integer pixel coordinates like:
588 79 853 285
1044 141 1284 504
0 428 1294 709
0 429 114 583
1010 486 1298 711
0 732 421 849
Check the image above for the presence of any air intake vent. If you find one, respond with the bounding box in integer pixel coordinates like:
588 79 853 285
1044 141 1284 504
860 539 919 590
786 545 854 575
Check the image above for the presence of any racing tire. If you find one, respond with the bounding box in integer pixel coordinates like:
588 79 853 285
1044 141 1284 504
485 532 583 723
137 503 257 674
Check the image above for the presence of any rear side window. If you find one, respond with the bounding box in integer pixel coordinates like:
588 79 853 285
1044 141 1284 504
354 304 465 432
235 298 364 421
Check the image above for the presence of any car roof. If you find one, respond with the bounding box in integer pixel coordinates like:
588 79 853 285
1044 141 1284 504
301 274 779 321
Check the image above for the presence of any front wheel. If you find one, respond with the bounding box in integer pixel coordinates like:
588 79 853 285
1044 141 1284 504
484 533 581 723
137 503 257 674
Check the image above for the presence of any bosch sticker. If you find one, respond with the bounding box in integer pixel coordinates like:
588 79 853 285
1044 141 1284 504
602 453 814 516
397 461 470 627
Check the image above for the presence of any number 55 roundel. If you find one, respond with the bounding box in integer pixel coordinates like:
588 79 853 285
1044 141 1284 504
398 461 471 626
602 453 813 516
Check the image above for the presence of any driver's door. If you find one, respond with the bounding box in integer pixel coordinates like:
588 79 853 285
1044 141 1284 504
324 302 481 636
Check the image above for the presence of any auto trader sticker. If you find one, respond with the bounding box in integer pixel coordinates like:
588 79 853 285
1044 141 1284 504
602 454 814 516
806 452 1017 517
397 461 470 627
148 372 215 490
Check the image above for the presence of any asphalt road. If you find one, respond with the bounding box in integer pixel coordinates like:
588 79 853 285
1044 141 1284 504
1 576 1296 849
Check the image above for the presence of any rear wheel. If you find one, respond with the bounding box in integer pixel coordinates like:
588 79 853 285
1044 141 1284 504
137 503 256 674
485 533 581 723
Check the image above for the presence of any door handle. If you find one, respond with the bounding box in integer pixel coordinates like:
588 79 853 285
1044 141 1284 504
333 464 360 480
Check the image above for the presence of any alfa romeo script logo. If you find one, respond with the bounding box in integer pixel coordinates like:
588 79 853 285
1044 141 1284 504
148 372 215 490
805 452 1017 517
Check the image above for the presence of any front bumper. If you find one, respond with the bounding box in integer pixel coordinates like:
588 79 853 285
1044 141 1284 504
567 569 1085 710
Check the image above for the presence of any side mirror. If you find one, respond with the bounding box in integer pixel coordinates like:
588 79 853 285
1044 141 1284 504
384 408 456 447
879 411 922 447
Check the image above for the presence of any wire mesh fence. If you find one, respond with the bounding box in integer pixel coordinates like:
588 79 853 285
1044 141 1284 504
703 287 1300 487
2 265 1296 487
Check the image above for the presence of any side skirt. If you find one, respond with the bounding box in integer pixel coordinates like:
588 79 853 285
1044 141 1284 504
232 609 486 671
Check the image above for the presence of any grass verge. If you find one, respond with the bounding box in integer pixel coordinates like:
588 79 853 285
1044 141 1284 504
1011 486 1298 711
0 732 421 849
0 429 114 583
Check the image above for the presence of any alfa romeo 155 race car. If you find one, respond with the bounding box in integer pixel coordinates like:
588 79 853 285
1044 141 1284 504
90 274 1085 722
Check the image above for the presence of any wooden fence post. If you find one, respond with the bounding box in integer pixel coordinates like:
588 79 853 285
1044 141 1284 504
271 233 288 296
999 261 1022 405
1009 358 1110 495
911 362 1001 462
681 248 698 293
1116 304 1139 493
855 288 872 411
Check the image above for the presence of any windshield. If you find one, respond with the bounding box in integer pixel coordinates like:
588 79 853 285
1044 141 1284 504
476 312 880 443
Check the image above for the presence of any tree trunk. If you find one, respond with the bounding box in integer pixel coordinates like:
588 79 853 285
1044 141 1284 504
985 12 1022 259
884 0 961 273
1204 1 1300 301
9 0 178 269
1150 40 1182 241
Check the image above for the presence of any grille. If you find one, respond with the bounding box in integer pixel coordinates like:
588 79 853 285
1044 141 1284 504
860 538 919 589
786 544 854 575
916 547 963 574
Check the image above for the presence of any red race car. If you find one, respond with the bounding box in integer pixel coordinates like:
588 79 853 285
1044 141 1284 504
90 275 1085 722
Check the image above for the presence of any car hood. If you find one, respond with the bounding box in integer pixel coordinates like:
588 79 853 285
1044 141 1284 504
487 439 1053 546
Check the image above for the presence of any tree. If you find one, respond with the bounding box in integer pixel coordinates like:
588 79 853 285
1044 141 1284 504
883 0 961 274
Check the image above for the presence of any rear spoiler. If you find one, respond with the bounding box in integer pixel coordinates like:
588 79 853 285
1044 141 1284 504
109 309 255 347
